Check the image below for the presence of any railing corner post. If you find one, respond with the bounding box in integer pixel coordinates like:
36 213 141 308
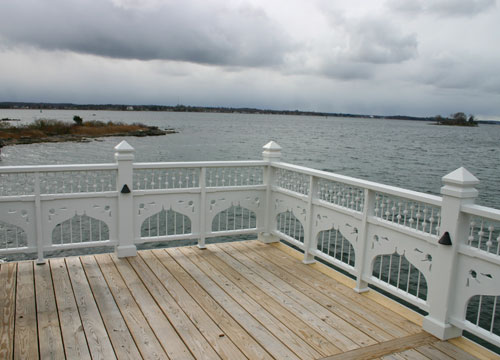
259 141 281 244
114 141 137 258
423 167 479 339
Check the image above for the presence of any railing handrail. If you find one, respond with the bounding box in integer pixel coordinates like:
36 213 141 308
0 160 270 173
133 160 268 169
0 163 118 173
461 203 500 221
272 161 443 206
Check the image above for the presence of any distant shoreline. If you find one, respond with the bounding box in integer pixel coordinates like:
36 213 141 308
2 102 499 125
0 101 434 121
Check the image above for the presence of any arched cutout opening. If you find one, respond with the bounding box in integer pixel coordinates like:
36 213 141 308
276 211 304 243
0 220 28 249
212 205 256 232
52 214 109 244
372 252 428 301
317 227 355 267
466 295 500 338
141 208 192 238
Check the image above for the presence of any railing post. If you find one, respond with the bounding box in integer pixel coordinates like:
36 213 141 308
114 140 137 258
198 167 207 249
34 172 45 264
354 188 375 293
423 167 479 339
303 175 318 264
259 141 281 244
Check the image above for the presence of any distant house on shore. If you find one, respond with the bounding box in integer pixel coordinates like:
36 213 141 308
126 106 134 111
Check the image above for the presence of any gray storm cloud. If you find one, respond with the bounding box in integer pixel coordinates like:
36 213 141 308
387 0 496 16
347 18 418 64
0 0 499 118
0 0 293 67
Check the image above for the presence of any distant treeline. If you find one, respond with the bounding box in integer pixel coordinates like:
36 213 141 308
0 102 437 121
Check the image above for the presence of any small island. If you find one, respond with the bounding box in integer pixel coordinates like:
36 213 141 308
0 116 175 146
434 112 478 127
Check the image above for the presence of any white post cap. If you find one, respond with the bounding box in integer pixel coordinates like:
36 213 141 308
441 167 479 199
114 140 135 160
262 141 282 161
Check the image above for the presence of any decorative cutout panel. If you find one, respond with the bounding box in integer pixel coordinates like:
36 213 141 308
372 251 428 301
317 226 355 267
0 220 28 249
212 205 256 232
141 208 192 238
276 210 304 243
52 214 109 244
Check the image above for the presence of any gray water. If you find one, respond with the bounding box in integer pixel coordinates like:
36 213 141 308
1 109 499 208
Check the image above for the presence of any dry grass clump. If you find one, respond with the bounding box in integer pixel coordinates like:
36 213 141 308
71 123 144 135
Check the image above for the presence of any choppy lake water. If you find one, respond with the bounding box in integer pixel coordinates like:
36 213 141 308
1 109 499 208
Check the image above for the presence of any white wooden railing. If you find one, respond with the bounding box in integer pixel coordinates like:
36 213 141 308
0 140 499 348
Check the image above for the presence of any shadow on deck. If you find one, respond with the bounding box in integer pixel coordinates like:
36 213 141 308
0 240 496 359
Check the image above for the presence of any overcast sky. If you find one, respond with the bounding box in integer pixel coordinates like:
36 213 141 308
1 0 499 117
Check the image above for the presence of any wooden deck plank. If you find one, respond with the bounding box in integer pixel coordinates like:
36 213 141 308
109 254 199 360
414 344 454 360
0 262 16 359
34 261 66 360
66 256 116 360
271 241 425 328
14 261 38 360
80 255 142 359
166 247 301 360
211 243 362 351
4 243 496 360
256 241 420 335
186 244 341 357
208 243 357 352
50 258 92 360
131 252 247 360
390 349 431 359
94 254 168 360
151 248 273 360
320 332 436 360
118 255 219 360
181 246 321 360
431 341 480 360
448 337 500 360
233 241 394 343
381 355 404 359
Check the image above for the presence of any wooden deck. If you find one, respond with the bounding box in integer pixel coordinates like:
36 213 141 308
0 240 496 359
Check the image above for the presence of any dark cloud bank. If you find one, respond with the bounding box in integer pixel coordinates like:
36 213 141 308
0 0 293 67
